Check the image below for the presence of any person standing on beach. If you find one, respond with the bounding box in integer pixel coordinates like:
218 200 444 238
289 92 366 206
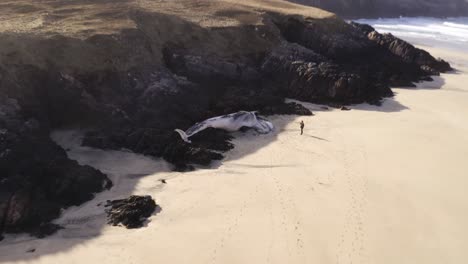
300 120 304 135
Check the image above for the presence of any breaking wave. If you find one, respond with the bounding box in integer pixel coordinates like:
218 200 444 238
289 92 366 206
355 17 468 51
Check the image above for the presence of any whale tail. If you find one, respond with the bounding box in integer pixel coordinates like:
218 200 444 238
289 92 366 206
174 129 192 143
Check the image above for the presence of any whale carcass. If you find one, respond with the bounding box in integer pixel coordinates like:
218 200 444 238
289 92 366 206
175 111 274 143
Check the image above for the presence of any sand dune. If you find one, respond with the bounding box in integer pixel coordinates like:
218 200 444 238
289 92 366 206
1 46 468 263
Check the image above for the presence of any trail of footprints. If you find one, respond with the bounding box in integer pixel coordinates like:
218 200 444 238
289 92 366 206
167 175 219 223
336 141 369 264
210 183 260 264
265 189 275 264
62 214 104 226
210 151 307 263
268 150 306 263
210 123 333 263
271 174 306 261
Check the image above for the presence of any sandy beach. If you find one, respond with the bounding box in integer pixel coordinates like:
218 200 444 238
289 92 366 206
1 45 468 263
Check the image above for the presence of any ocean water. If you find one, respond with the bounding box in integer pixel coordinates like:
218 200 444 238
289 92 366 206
355 17 468 51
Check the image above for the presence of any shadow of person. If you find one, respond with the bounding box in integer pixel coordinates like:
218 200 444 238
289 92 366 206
303 134 329 141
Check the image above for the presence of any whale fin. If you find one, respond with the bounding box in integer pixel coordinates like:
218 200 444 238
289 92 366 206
253 119 274 134
185 121 210 137
174 129 192 143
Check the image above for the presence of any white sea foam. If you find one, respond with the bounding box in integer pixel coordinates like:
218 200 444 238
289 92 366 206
355 17 468 51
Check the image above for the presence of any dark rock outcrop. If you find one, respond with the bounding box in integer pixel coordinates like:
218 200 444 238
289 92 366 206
260 102 313 116
0 96 111 238
105 195 159 229
83 127 233 171
262 18 451 105
355 24 452 73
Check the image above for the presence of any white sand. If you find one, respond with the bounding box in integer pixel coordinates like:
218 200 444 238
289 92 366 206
1 46 468 263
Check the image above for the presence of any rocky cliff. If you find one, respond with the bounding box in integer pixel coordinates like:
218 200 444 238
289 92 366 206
291 0 468 18
0 0 451 237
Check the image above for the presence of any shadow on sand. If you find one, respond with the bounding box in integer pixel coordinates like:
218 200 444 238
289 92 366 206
353 97 410 112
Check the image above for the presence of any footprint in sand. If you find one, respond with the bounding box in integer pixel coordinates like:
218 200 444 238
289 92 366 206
210 183 260 264
335 136 369 264
62 214 104 226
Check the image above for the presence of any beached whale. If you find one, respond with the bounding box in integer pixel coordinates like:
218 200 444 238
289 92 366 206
175 111 274 143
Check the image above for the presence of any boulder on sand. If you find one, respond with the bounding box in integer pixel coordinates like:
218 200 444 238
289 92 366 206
105 195 159 229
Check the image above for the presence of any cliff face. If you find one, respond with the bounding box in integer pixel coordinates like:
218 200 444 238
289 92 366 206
0 0 451 236
291 0 468 18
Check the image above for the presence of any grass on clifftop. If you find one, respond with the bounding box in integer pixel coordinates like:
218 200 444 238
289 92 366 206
0 0 334 38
